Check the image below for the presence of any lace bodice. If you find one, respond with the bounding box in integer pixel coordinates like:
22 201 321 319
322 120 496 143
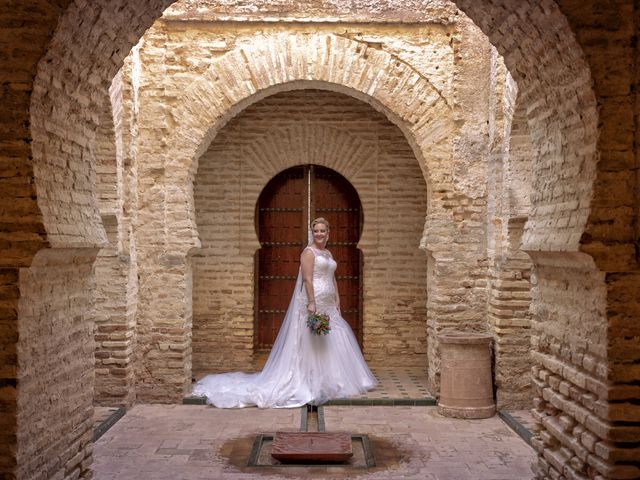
301 246 337 310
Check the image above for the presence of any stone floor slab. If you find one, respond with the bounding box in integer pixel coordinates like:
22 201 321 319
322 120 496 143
93 404 536 479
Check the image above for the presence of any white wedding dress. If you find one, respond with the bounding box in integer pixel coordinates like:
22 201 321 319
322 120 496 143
193 245 377 408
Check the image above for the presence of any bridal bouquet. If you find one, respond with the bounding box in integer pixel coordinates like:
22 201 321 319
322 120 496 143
306 311 331 335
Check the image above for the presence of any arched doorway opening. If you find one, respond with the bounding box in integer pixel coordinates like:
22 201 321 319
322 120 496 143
190 88 428 376
255 165 363 349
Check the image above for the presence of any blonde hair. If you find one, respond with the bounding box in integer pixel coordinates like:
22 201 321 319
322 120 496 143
311 217 330 230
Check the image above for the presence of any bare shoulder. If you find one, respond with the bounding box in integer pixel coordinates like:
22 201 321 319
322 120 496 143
301 247 315 260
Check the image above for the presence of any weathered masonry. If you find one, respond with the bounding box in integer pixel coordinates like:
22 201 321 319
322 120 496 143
1 1 639 479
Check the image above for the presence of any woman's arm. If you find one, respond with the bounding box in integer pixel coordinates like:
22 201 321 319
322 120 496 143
301 249 316 313
333 275 341 313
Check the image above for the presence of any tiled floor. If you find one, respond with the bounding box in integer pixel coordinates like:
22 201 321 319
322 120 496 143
357 366 432 399
93 407 125 441
98 365 534 451
324 406 536 479
93 404 536 479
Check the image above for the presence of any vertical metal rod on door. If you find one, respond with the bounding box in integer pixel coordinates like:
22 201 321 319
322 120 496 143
306 166 311 233
309 164 316 228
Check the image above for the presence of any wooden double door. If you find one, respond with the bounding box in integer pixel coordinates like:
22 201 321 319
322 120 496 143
256 165 362 349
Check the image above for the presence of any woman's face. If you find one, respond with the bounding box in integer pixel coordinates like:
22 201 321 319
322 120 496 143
312 223 329 245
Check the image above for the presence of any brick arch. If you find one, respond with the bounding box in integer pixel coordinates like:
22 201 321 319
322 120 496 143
19 0 599 417
146 36 446 394
27 1 176 252
241 124 378 182
190 89 429 373
160 33 452 252
22 1 598 260
237 122 380 251
455 0 598 253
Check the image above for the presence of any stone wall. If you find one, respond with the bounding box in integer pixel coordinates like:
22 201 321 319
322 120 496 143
192 89 429 372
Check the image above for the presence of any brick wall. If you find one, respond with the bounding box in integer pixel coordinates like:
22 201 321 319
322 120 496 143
486 52 534 409
0 1 61 269
0 269 19 477
491 98 535 409
93 62 138 407
93 221 136 406
529 257 614 478
17 250 97 480
529 2 640 477
11 1 173 475
0 3 60 469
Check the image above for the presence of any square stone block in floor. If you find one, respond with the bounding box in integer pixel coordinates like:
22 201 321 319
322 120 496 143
93 404 536 479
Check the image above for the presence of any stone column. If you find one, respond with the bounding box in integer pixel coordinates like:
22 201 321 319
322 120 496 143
135 248 194 402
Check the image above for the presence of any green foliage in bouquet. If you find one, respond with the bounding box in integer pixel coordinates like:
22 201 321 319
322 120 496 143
306 311 331 335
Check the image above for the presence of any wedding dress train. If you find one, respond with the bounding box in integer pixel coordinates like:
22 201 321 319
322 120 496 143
192 246 377 408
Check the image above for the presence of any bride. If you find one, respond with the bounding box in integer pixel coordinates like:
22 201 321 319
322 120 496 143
193 217 377 408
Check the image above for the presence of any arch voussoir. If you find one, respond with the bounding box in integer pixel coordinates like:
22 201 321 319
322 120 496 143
169 33 454 188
